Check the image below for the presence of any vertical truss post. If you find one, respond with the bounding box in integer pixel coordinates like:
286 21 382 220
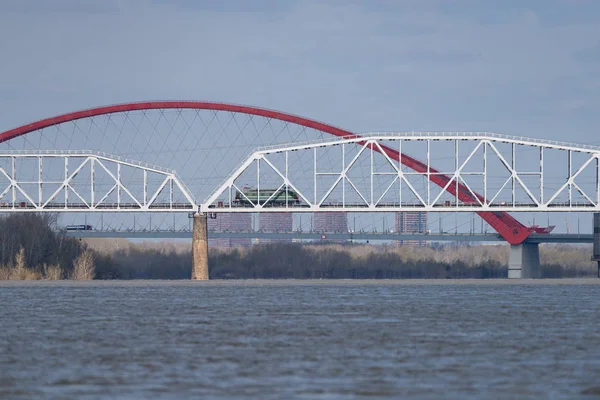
285 151 289 208
143 169 147 207
399 139 402 206
370 141 374 206
342 143 345 207
512 143 516 207
597 155 599 206
540 147 544 204
117 163 121 208
483 142 487 204
427 139 431 206
313 147 317 206
11 156 16 207
38 156 42 206
455 140 458 207
91 158 95 207
257 157 260 206
568 150 572 207
64 157 68 208
169 178 174 209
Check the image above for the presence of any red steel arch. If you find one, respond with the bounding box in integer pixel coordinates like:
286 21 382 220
0 101 532 244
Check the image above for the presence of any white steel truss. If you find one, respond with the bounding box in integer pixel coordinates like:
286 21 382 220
0 150 196 212
3 133 599 214
202 133 600 213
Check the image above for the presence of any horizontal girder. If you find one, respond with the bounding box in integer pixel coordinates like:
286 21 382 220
204 204 598 212
62 230 594 244
257 132 600 154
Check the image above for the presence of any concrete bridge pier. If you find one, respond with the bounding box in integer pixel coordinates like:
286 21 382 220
593 213 600 278
192 213 209 280
508 243 541 279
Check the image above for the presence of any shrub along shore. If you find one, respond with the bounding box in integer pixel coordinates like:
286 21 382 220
0 214 596 280
0 214 97 280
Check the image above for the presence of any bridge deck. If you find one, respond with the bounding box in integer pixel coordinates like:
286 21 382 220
62 230 593 243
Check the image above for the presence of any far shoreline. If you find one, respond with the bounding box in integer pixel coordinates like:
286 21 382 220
1 278 599 286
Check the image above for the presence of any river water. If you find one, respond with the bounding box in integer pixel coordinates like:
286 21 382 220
1 280 599 399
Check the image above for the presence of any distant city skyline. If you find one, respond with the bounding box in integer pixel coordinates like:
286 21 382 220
396 211 428 247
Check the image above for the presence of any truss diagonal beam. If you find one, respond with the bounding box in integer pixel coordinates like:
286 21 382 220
486 141 540 206
544 154 596 206
201 134 600 220
0 151 195 212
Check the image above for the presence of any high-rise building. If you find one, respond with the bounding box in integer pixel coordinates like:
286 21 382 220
258 213 293 243
395 212 427 246
313 212 348 233
207 213 252 248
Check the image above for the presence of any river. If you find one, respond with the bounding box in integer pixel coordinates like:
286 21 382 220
1 280 599 399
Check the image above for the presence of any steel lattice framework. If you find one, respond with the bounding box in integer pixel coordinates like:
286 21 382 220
0 101 597 245
203 132 600 213
0 150 195 212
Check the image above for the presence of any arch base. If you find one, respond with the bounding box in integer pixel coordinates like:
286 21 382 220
508 243 541 279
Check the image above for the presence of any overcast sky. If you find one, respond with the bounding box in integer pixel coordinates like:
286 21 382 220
0 0 599 143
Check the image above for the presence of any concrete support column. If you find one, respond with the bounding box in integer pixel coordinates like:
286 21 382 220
593 213 600 278
192 213 209 280
508 243 541 279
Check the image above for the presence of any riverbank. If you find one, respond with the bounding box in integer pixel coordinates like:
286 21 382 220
2 214 596 280
86 239 596 279
2 278 600 287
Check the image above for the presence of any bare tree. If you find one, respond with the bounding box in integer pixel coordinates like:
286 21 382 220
14 247 26 279
71 250 95 280
0 247 42 280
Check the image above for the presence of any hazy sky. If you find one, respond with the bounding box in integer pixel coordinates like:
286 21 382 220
0 0 599 143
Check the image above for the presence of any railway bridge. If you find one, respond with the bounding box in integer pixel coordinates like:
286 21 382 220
1 101 599 279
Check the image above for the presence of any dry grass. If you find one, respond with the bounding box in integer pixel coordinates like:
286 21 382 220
0 248 43 280
0 266 11 280
0 246 95 281
303 243 595 269
84 238 596 273
70 250 95 280
210 242 595 270
0 260 62 281
82 238 131 254
211 243 510 268
17 268 43 280
42 264 63 280
83 238 190 255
